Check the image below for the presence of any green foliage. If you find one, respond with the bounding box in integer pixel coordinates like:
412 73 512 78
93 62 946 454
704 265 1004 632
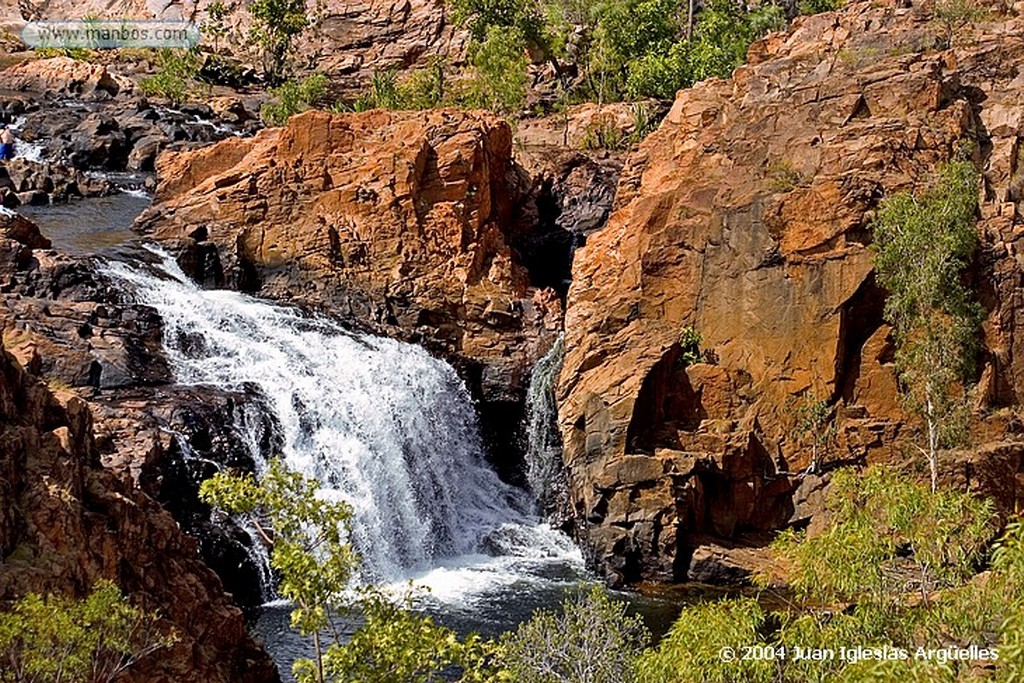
639 468 1001 683
200 461 495 683
872 159 982 491
789 393 835 472
261 73 330 126
765 468 995 604
933 0 987 49
139 48 203 106
993 522 1024 679
797 0 843 15
449 0 549 50
464 26 530 114
320 589 502 683
636 597 773 683
0 580 176 683
501 585 649 683
248 0 310 84
202 0 233 53
621 0 784 100
678 325 704 366
200 459 357 681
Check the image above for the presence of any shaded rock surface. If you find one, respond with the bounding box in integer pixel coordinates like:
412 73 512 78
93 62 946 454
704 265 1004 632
558 0 1024 585
0 319 277 681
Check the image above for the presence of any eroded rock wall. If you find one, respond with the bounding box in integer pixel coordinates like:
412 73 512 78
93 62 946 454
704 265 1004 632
558 0 1024 585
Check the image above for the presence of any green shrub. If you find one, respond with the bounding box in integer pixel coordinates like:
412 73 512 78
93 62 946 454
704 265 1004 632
464 26 530 114
797 0 844 15
501 585 650 683
0 580 177 683
261 73 330 126
139 48 203 106
872 159 982 491
248 0 309 84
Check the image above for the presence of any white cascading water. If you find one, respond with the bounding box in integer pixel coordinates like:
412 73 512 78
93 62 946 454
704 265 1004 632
102 247 583 602
523 333 566 511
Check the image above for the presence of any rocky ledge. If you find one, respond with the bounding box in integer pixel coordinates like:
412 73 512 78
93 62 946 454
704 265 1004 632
0 210 278 610
558 0 1024 585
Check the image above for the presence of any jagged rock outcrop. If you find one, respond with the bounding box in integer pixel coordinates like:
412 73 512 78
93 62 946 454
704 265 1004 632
558 0 1024 585
0 56 131 97
136 109 563 466
0 327 278 681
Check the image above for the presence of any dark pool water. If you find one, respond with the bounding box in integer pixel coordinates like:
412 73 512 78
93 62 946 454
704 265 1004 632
251 571 736 683
21 191 151 256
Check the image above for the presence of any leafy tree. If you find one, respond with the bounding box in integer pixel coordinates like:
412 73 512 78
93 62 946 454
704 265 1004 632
449 0 549 52
788 393 835 473
200 459 357 683
202 0 233 53
501 585 649 683
872 159 982 492
993 521 1024 679
139 48 204 106
200 460 497 683
635 598 774 683
638 467 1000 683
0 580 177 683
765 468 995 604
797 0 844 15
321 589 502 683
261 73 330 125
248 0 310 84
465 26 530 113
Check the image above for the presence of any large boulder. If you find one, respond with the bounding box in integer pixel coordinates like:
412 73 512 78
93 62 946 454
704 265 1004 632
558 0 1024 585
0 56 129 97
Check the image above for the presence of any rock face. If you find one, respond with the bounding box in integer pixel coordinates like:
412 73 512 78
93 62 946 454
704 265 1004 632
137 109 563 467
0 331 277 681
1 1 466 97
558 0 1024 585
0 56 131 97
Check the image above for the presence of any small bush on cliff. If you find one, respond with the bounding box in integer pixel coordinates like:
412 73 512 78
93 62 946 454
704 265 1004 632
463 26 530 114
501 585 650 683
200 460 500 683
139 48 203 106
0 580 177 683
871 159 982 492
248 0 310 84
261 73 330 126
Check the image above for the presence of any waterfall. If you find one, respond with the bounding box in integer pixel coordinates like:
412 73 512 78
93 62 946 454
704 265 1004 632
524 333 567 513
102 248 581 593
